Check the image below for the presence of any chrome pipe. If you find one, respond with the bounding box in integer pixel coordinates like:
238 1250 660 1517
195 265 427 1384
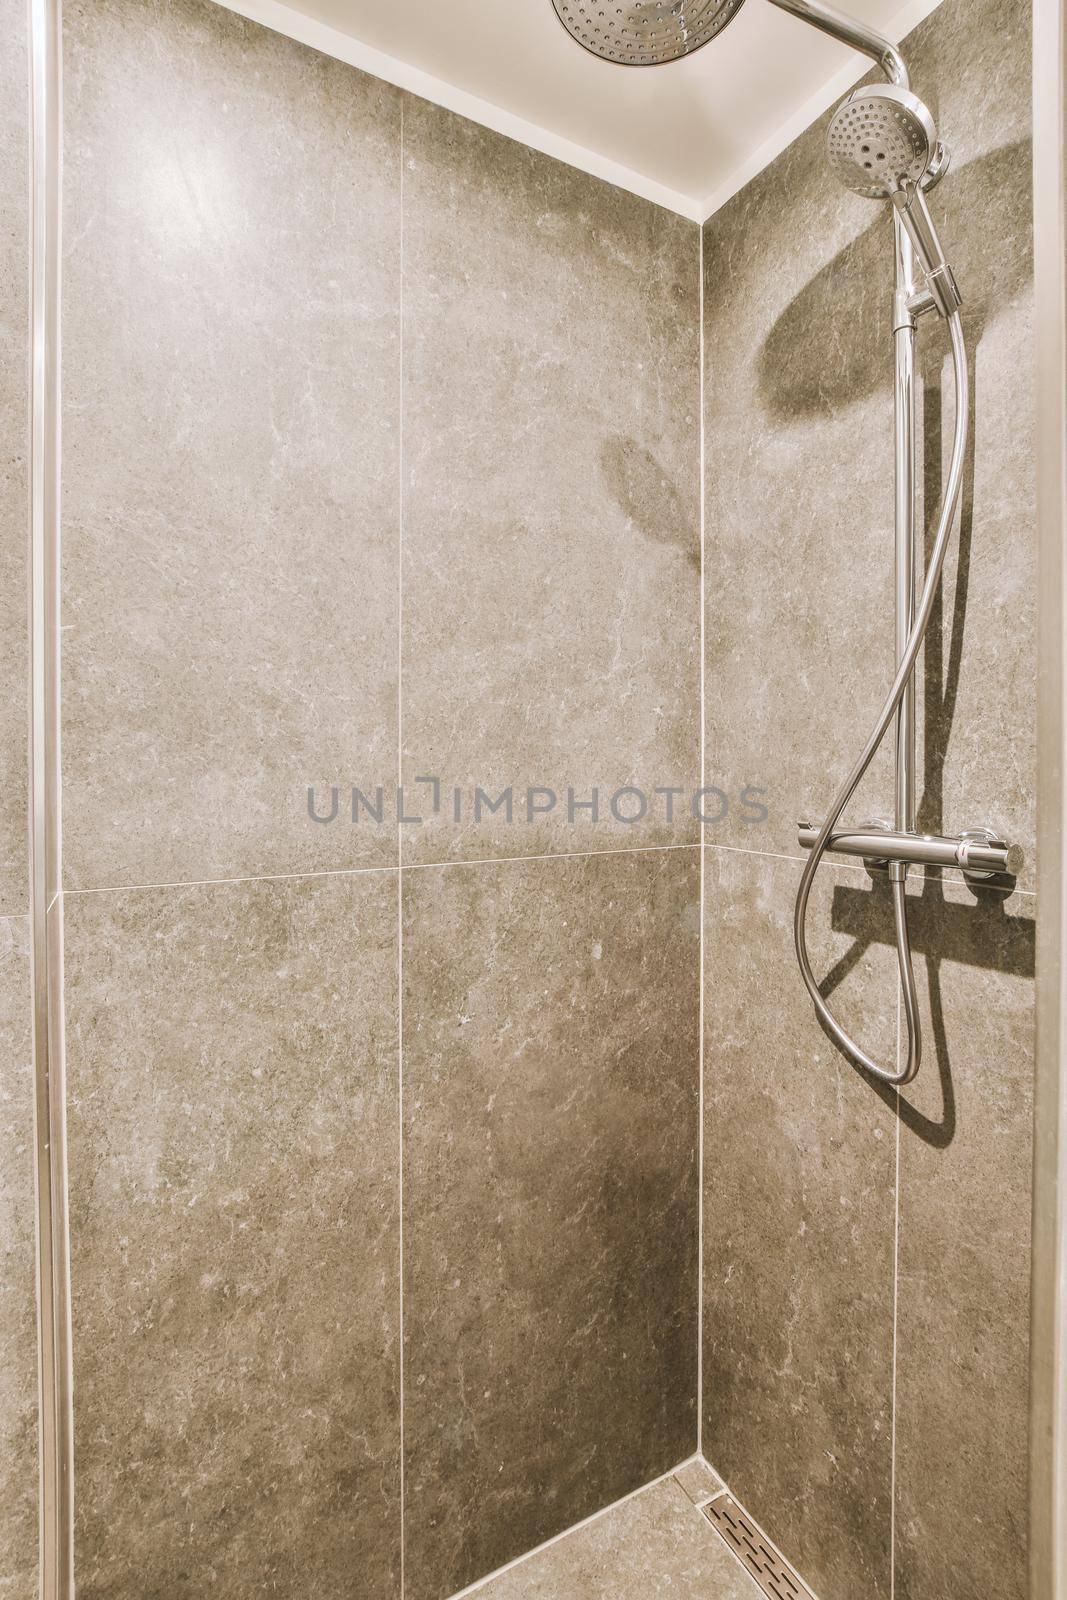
890 212 924 1084
894 219 918 838
797 823 1025 877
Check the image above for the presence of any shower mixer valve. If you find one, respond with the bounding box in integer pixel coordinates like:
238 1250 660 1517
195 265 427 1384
796 819 1024 885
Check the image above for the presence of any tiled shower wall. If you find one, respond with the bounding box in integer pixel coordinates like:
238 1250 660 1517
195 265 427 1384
58 2 700 1598
1 0 1039 1598
702 0 1036 1597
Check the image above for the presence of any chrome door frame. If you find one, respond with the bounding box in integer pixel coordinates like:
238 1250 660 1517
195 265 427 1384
1032 0 1067 1592
28 0 72 1593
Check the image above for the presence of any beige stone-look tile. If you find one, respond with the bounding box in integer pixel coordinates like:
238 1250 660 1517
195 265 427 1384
702 95 898 864
703 847 898 1600
64 872 401 1598
702 0 1035 890
0 0 28 916
702 0 1035 1592
469 1477 757 1600
402 848 701 1600
401 101 700 866
673 1458 725 1506
909 0 1035 891
0 918 37 1600
61 0 401 891
894 874 1034 1600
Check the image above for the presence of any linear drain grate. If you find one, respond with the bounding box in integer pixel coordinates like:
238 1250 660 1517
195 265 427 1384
702 1495 816 1600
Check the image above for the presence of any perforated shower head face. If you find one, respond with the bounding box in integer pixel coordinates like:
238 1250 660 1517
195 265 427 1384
826 84 938 198
550 0 748 65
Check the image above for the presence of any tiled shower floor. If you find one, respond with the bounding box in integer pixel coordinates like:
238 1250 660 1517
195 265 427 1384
455 1461 764 1600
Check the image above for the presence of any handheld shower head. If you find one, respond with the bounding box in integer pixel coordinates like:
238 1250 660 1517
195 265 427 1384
549 0 747 65
826 83 936 197
827 83 961 316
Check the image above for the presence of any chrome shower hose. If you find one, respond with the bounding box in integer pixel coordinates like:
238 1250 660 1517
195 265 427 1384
793 310 968 1085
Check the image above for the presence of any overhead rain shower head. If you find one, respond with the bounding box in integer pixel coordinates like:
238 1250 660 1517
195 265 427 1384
826 83 938 198
550 0 748 65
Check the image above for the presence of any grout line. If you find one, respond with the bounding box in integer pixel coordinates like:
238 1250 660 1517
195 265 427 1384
55 841 1039 899
52 842 702 900
442 1457 701 1600
697 218 706 1455
704 839 872 873
397 93 406 1600
402 840 701 872
60 863 400 896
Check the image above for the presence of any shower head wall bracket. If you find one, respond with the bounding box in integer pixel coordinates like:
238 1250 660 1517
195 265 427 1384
922 140 952 190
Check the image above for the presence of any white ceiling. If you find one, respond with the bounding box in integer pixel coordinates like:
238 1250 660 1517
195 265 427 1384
219 0 944 219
